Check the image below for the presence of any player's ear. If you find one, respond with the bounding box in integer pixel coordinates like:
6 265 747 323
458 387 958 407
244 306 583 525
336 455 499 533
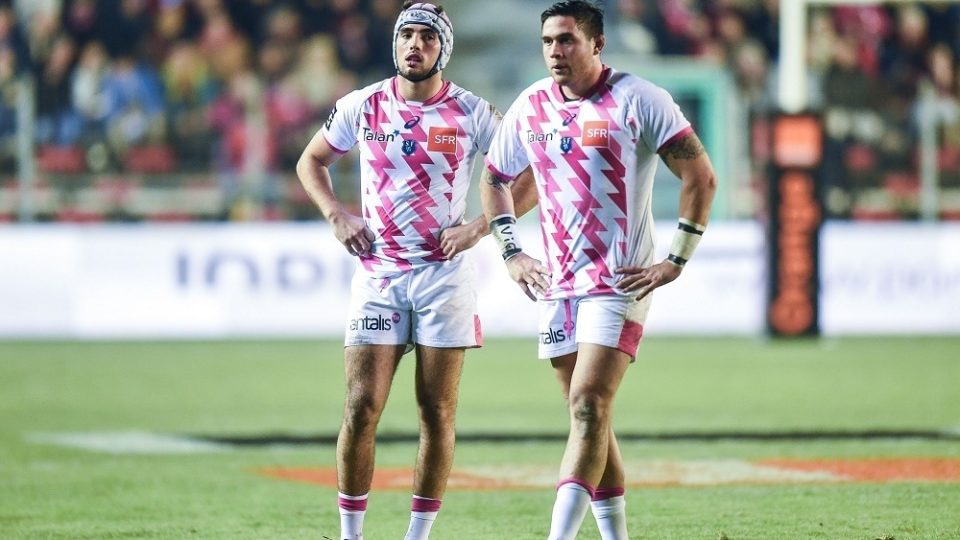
593 34 605 55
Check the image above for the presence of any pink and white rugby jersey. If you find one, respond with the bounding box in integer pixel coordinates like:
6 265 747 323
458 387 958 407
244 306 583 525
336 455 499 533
485 67 692 300
323 77 500 277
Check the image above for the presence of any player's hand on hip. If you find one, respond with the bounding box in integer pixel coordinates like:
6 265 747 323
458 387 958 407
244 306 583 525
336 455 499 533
439 220 483 259
331 212 375 256
506 253 551 301
615 259 682 300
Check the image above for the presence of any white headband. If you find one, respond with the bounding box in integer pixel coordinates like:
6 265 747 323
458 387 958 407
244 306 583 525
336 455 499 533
393 3 454 80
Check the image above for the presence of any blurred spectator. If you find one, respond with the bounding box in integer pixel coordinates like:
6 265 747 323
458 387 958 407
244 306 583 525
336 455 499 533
61 0 100 48
71 41 109 142
616 0 659 55
36 34 79 145
98 0 152 59
879 5 928 99
102 54 165 154
0 45 17 170
162 41 216 169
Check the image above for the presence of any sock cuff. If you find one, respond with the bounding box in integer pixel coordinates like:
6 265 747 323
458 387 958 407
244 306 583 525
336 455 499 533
338 492 369 512
411 495 442 513
592 486 625 501
556 477 596 498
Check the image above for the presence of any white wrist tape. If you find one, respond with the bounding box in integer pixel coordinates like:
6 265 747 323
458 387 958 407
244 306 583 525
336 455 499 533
668 218 705 267
490 214 522 261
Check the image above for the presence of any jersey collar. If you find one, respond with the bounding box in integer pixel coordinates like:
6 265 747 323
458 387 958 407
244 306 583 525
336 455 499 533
391 77 452 107
550 65 612 105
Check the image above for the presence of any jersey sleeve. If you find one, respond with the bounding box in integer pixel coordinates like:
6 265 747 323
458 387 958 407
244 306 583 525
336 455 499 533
320 91 361 154
483 100 529 183
472 98 503 154
638 84 693 154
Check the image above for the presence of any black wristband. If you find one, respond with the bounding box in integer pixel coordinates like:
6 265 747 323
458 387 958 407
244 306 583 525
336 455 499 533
667 253 688 267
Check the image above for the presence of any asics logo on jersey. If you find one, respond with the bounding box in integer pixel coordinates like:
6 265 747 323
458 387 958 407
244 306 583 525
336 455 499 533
562 112 578 126
350 314 394 331
582 120 610 147
362 128 397 142
404 116 421 129
539 327 567 344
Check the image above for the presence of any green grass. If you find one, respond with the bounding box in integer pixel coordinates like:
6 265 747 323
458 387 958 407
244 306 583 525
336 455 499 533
1 338 959 539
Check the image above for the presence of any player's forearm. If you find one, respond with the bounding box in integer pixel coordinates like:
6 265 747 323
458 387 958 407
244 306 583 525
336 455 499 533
677 164 717 226
480 170 517 222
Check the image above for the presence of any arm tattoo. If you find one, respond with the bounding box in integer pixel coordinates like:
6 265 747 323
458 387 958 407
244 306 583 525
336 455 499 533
661 133 705 161
485 175 510 193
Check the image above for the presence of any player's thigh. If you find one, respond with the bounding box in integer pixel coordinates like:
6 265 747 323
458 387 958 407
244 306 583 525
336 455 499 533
343 344 406 409
413 345 465 407
575 294 652 360
568 342 632 401
550 351 579 400
409 258 482 349
345 271 413 347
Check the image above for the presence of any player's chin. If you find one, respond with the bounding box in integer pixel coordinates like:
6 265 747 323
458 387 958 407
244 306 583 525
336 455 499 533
399 66 428 79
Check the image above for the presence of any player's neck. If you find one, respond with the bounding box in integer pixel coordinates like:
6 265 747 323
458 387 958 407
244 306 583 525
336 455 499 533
559 63 605 100
396 73 444 103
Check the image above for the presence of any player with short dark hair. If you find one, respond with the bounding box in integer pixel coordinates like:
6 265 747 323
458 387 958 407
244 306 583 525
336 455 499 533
481 1 717 538
297 3 534 539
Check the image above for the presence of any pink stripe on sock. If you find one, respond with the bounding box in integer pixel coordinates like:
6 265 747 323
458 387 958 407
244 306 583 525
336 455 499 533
338 495 368 512
592 486 625 501
411 495 442 513
556 477 596 498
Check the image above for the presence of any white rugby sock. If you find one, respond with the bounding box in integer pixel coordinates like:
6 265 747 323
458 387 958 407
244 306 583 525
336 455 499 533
547 479 594 540
591 488 628 540
403 495 441 540
337 492 367 540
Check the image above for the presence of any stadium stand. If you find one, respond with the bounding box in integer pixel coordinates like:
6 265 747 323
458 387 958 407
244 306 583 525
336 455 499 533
0 0 957 221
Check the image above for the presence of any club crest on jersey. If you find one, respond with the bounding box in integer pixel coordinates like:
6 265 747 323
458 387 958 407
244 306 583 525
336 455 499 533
527 130 555 143
402 139 417 155
362 127 396 143
582 120 610 147
427 126 458 153
560 136 574 153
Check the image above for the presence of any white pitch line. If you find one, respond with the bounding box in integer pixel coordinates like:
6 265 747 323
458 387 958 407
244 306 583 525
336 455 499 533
28 431 233 454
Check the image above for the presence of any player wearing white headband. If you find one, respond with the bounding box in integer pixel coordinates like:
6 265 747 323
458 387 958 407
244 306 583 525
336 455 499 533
297 2 535 539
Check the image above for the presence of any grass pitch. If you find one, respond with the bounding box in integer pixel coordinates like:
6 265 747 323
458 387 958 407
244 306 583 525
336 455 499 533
1 337 959 539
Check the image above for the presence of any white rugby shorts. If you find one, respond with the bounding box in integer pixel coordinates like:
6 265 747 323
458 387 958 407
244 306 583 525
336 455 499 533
538 294 652 360
344 256 482 350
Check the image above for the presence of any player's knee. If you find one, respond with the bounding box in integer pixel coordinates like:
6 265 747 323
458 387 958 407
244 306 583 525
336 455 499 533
343 392 386 432
569 392 611 432
417 397 458 431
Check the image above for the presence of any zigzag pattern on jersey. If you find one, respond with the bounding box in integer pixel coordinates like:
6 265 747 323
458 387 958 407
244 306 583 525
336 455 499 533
557 103 611 295
361 89 411 274
396 103 444 260
526 90 575 296
583 83 629 294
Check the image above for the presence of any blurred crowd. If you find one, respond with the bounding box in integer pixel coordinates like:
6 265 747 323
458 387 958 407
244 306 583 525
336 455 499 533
1 0 959 221
616 0 960 218
0 0 402 219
